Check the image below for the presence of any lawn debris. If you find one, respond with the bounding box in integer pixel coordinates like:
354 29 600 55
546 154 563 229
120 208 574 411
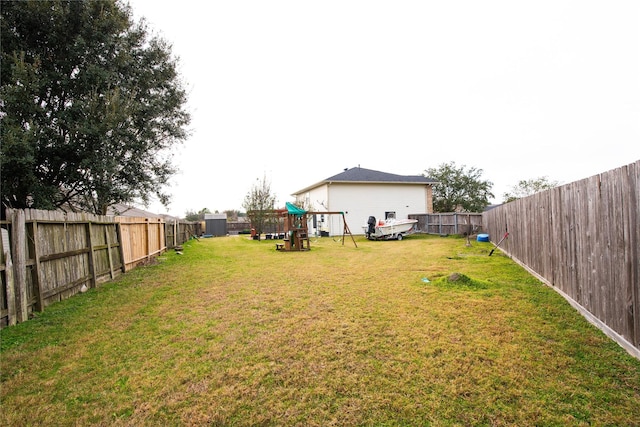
431 272 489 290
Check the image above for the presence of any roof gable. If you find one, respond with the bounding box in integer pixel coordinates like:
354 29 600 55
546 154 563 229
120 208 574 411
292 167 437 195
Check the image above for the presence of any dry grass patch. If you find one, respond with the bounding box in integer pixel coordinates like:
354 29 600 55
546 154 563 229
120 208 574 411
2 234 639 426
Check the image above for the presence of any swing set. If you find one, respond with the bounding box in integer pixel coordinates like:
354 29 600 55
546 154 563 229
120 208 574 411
275 202 357 251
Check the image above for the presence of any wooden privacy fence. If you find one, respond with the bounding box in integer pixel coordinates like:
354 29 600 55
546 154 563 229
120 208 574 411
165 220 200 248
116 216 166 271
1 209 168 327
1 209 124 327
483 160 639 357
410 212 483 235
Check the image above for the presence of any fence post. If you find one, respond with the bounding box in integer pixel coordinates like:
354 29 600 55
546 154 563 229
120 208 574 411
11 209 28 323
115 222 127 273
86 222 97 288
160 219 165 253
29 220 45 312
145 218 150 262
104 224 115 279
4 250 16 326
454 213 458 235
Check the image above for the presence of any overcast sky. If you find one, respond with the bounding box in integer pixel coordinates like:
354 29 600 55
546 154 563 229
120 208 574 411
127 0 640 217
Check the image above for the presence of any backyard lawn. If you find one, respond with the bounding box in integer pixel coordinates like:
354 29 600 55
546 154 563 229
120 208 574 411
1 234 639 426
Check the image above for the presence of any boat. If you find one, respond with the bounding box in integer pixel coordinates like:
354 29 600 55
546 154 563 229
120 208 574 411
363 215 418 240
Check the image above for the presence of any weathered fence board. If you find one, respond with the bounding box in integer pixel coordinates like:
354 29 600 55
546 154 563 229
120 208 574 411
483 160 640 357
1 209 166 327
3 250 16 326
11 209 28 323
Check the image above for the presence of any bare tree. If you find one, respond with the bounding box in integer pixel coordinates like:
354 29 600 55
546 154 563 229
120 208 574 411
242 175 276 239
224 209 240 221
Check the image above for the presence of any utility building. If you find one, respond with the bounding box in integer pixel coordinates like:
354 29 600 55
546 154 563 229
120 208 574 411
204 213 227 236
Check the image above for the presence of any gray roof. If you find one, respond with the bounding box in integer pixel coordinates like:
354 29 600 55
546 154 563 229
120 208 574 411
107 203 163 218
326 167 437 183
293 167 437 195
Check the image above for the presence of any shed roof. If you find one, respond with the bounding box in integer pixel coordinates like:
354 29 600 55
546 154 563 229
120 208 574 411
292 167 437 195
205 213 227 220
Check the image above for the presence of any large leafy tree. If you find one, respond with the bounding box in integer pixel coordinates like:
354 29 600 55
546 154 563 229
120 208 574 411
502 176 560 203
425 162 494 212
1 0 190 214
242 175 276 239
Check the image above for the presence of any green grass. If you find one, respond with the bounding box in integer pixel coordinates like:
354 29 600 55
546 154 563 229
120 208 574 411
2 234 639 426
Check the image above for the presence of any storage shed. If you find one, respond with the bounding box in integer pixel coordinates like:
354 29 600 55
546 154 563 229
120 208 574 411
204 213 227 236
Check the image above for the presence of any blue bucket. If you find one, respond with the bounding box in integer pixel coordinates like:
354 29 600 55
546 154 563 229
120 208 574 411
477 233 490 242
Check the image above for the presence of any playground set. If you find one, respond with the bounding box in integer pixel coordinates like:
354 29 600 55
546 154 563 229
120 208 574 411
273 202 357 251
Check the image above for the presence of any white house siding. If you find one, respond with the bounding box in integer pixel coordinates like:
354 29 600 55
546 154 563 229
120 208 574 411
299 186 329 212
295 186 330 236
299 183 429 236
